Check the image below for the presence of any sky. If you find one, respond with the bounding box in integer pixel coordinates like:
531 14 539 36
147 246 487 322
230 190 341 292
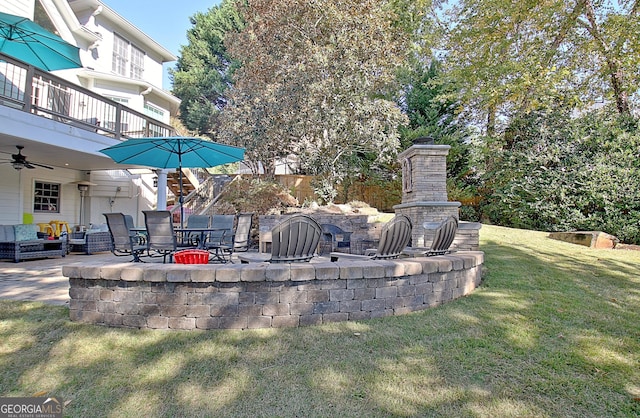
101 0 222 90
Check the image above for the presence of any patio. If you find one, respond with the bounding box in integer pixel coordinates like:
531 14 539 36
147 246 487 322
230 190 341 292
0 251 181 306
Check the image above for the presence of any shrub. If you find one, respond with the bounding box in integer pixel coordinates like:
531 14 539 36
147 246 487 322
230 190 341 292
215 177 298 215
480 107 640 244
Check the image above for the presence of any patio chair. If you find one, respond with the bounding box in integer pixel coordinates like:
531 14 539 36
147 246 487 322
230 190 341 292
233 213 254 252
330 214 412 261
67 223 112 254
238 214 322 263
181 214 210 247
124 214 135 231
143 210 177 263
104 213 146 262
403 216 458 257
124 214 146 246
204 214 235 262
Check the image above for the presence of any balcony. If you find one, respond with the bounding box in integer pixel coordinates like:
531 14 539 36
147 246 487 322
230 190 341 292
1 52 176 138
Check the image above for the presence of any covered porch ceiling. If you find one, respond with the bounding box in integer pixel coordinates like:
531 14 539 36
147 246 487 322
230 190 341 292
0 134 141 171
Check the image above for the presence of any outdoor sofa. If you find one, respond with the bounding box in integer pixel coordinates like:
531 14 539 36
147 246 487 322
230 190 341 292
0 224 66 262
68 223 113 254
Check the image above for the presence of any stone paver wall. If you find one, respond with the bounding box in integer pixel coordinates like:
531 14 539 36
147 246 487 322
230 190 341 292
63 252 483 330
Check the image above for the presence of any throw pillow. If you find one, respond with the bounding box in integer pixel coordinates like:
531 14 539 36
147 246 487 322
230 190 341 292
14 224 38 241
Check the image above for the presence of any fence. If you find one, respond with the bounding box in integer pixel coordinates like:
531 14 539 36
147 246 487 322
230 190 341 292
228 174 402 212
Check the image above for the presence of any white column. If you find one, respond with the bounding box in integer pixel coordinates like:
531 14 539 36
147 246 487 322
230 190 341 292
155 169 168 210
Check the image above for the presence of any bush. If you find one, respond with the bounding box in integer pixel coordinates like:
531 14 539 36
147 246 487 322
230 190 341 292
480 107 640 244
215 177 298 215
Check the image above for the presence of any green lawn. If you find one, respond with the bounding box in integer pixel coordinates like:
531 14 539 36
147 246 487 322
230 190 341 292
1 225 639 417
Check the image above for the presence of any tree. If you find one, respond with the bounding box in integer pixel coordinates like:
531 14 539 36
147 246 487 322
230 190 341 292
442 0 640 134
480 104 640 244
218 0 410 181
170 0 244 135
399 59 479 218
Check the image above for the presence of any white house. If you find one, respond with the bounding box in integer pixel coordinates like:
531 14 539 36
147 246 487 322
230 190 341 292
0 0 181 231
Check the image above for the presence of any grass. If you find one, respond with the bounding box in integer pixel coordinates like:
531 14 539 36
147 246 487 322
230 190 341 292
1 224 639 417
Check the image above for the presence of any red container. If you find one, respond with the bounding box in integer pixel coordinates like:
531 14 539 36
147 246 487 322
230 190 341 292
174 249 210 264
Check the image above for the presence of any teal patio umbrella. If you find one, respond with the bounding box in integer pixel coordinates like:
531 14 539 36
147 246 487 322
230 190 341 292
0 11 82 71
100 137 245 228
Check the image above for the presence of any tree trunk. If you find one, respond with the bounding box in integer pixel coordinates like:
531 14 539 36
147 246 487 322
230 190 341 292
486 104 496 137
583 0 631 115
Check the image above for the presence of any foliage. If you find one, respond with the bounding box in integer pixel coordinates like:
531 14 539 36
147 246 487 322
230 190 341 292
336 174 403 213
398 59 480 220
219 0 409 179
480 106 640 244
310 177 338 205
442 0 640 134
215 176 298 215
170 0 244 135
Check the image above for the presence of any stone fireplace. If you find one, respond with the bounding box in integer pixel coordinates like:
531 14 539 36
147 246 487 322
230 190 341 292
258 137 481 254
393 137 479 248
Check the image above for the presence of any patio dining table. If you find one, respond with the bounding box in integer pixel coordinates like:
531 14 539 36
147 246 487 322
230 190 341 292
130 227 231 263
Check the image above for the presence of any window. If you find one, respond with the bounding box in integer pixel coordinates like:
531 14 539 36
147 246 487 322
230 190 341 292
130 46 145 79
112 34 128 76
105 96 129 105
34 2 57 35
34 181 60 213
112 34 145 80
144 103 164 120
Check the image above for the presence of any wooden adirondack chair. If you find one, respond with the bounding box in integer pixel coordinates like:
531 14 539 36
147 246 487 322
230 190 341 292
403 216 458 257
330 214 412 261
238 214 322 263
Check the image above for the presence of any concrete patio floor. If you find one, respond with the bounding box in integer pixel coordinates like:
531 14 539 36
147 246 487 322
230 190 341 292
0 252 119 306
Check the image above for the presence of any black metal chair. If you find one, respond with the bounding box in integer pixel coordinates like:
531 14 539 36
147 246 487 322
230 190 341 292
204 214 235 262
124 214 146 246
143 210 177 263
181 214 210 247
104 213 146 262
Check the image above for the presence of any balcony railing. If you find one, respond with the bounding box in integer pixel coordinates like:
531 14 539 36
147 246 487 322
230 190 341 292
0 52 175 139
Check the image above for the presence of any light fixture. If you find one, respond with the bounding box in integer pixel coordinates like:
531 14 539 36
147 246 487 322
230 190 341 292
12 162 24 170
153 176 158 187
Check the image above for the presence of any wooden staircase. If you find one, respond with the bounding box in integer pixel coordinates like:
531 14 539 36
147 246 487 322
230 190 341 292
166 170 233 221
167 170 196 201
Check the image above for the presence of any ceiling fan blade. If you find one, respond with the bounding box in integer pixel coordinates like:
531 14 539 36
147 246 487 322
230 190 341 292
28 161 54 170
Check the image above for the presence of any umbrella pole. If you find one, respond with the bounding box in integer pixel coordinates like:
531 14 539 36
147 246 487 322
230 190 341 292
179 167 184 229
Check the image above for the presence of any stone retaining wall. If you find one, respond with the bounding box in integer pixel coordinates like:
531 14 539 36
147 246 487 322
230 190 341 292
63 252 483 330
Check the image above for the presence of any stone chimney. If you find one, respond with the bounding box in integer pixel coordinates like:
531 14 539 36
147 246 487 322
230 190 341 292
393 137 461 247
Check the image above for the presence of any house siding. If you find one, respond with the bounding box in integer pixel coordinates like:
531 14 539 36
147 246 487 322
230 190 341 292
0 1 34 19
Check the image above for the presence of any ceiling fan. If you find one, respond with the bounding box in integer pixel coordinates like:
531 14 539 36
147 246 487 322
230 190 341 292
3 146 54 170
